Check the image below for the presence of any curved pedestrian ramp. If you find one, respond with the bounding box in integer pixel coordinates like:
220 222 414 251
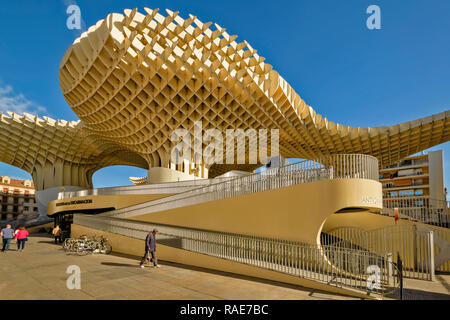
100 155 378 220
74 214 402 299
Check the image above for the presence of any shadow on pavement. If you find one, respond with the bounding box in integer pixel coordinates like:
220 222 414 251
37 240 57 244
436 275 450 294
106 251 356 299
101 262 139 268
402 288 450 300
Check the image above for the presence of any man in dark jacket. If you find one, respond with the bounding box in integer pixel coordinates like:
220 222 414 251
140 229 159 268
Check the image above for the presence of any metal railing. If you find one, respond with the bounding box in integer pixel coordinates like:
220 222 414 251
321 225 436 280
314 154 379 181
57 178 233 199
74 214 400 299
381 161 428 170
381 196 450 228
59 154 378 201
102 154 379 219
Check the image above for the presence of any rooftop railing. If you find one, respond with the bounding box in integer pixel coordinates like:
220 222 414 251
101 154 379 219
57 175 239 199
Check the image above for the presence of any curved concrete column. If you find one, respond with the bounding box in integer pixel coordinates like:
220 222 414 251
31 161 94 190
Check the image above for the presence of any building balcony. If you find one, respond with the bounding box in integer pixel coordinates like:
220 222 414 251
380 162 428 172
0 211 21 215
0 192 34 197
382 184 429 191
380 173 429 181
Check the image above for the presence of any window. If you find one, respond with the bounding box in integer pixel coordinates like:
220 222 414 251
399 160 412 167
33 207 38 212
399 190 414 197
415 189 423 196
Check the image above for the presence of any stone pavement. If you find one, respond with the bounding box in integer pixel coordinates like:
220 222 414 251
0 234 357 300
402 275 450 300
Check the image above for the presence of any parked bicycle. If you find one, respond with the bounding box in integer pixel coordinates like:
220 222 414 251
62 235 112 255
62 235 87 252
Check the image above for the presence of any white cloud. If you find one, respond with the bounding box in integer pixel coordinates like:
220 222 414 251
0 84 47 115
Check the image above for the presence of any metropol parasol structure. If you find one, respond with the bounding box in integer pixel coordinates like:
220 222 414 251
0 7 447 193
0 7 449 298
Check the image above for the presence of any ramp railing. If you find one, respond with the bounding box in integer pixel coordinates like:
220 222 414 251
74 214 400 299
321 225 436 280
381 196 450 228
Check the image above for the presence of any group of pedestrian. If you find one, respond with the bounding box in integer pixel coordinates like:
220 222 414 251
140 228 160 269
1 224 29 252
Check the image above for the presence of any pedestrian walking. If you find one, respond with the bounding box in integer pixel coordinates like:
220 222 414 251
15 226 29 252
52 225 62 244
140 229 160 268
1 224 14 252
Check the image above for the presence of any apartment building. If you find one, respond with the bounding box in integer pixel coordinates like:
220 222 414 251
381 150 446 208
0 176 38 221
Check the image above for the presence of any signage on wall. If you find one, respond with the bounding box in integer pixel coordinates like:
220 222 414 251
361 196 382 206
56 199 93 207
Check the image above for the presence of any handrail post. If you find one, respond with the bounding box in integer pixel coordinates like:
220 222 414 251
387 252 393 287
428 231 435 281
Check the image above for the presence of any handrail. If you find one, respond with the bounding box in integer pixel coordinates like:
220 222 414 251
57 175 238 199
383 196 449 209
58 154 378 200
380 196 450 228
321 225 436 281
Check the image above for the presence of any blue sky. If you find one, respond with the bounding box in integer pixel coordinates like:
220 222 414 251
0 0 449 195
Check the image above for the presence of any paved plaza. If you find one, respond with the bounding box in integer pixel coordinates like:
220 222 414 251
1 233 449 300
0 233 358 300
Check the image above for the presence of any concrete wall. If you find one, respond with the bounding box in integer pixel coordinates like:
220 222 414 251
47 193 172 216
428 150 446 203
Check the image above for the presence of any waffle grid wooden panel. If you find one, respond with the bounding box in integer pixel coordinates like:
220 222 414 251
0 112 147 189
58 8 450 169
0 7 449 190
